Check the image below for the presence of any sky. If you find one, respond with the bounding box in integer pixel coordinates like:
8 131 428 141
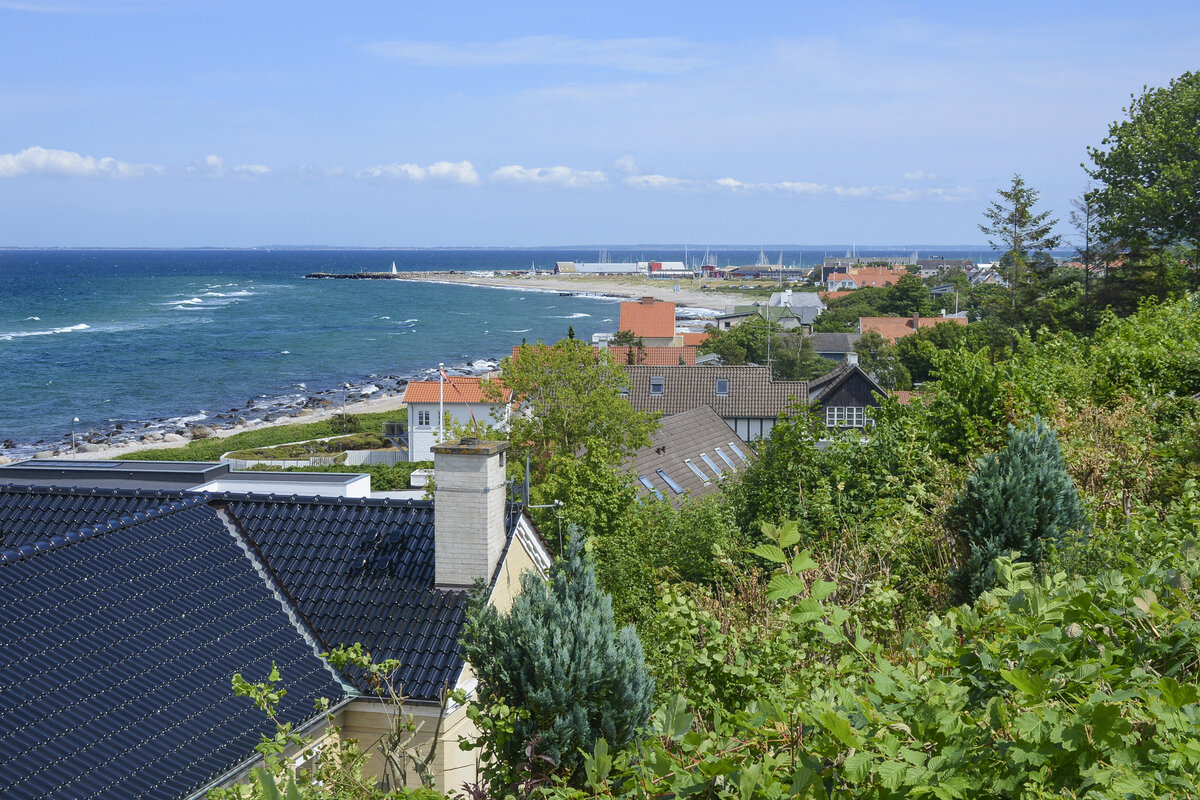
1 0 1198 248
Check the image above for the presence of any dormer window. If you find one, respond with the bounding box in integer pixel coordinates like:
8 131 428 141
649 376 665 395
715 378 729 396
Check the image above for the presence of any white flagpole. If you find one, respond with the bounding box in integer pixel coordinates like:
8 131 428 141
438 363 444 444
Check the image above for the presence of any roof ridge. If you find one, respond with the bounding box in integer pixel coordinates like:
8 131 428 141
0 482 185 499
210 491 433 508
0 493 209 565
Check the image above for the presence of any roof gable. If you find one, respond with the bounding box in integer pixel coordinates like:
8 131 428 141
0 490 344 800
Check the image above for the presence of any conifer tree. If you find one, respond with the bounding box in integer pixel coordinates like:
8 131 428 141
949 418 1086 601
461 533 654 789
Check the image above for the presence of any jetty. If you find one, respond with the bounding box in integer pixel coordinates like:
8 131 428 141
305 270 457 279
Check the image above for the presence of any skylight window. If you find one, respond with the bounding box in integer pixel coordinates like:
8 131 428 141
656 468 684 495
700 453 724 477
649 376 665 395
727 441 749 463
715 378 729 396
685 459 711 484
714 447 738 471
638 475 664 501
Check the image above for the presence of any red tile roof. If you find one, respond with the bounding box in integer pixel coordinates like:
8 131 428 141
402 376 510 404
859 315 967 343
606 345 697 365
890 390 919 405
819 290 856 301
618 298 676 338
681 331 711 346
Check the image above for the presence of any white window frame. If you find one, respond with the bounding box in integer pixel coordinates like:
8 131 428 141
649 376 665 395
416 409 431 427
715 378 730 396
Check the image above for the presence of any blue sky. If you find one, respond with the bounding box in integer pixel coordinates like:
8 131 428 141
1 1 1198 247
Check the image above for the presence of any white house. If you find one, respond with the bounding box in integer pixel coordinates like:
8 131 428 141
402 376 513 462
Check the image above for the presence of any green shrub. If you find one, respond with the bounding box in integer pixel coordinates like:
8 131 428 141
461 533 654 791
949 417 1087 600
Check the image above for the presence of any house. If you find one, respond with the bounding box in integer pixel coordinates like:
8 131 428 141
714 304 805 331
0 440 552 798
402 376 512 461
859 312 968 343
623 364 807 441
805 355 886 428
556 261 644 275
767 288 826 326
629 406 752 505
647 261 695 279
824 267 904 292
606 345 697 365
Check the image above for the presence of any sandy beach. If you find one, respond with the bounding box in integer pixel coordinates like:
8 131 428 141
364 270 759 311
17 274 756 463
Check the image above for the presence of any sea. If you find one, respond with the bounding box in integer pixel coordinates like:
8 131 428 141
0 247 985 458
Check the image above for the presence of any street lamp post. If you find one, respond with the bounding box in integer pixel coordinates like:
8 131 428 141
71 417 80 459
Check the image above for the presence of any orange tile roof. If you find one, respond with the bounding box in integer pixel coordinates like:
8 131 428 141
681 331 711 346
606 345 697 365
848 267 903 287
402 375 510 404
618 298 676 338
819 290 856 301
890 390 919 405
859 315 967 343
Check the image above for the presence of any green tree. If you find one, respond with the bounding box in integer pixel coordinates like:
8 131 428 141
609 329 643 347
699 314 769 364
1087 71 1200 263
461 534 654 791
879 273 932 317
948 418 1087 601
853 331 911 391
772 335 836 381
493 341 657 475
979 174 1062 336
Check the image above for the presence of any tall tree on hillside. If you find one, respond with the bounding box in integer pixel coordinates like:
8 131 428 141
1069 191 1104 332
1087 71 1200 264
979 175 1061 339
880 273 933 317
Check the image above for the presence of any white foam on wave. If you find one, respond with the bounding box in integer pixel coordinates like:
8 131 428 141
403 318 419 323
0 322 90 341
202 290 255 298
505 328 532 333
24 316 40 321
550 312 591 319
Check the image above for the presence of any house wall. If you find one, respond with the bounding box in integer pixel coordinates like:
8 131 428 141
725 416 775 442
408 401 508 462
816 372 884 410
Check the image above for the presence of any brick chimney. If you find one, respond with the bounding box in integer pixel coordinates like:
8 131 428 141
912 311 920 331
431 438 509 589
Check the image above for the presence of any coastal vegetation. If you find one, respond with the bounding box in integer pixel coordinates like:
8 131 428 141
209 71 1200 798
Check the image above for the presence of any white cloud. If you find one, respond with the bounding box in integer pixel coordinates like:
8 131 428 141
0 146 162 178
362 35 709 74
492 164 607 188
624 174 687 189
902 170 937 181
234 164 271 177
614 154 639 175
356 160 479 185
775 181 825 194
716 177 751 190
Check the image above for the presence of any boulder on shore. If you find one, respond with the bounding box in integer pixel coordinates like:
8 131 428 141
77 443 101 454
162 433 187 443
295 408 315 417
190 425 216 440
35 451 54 459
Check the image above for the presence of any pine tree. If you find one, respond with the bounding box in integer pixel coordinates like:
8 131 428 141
461 533 654 789
949 418 1087 601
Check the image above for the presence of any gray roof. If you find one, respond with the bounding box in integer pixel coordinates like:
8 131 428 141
624 365 807 418
629 407 751 505
805 332 860 354
806 361 885 405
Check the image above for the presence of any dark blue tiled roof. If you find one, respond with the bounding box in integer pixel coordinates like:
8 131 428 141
0 484 179 549
216 494 520 700
0 493 347 800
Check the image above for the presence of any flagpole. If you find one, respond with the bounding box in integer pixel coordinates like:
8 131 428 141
438 363 444 444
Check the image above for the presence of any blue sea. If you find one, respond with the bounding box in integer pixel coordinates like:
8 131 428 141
0 247 982 456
